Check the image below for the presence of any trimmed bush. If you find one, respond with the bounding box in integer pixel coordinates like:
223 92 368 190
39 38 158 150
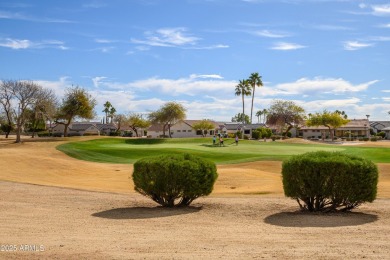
132 153 218 207
282 151 378 212
377 131 386 138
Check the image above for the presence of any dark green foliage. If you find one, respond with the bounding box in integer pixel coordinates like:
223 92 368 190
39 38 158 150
282 151 378 212
253 127 273 140
132 154 218 207
376 132 385 138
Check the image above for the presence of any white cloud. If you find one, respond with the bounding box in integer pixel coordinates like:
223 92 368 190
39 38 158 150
359 3 367 9
382 90 390 93
34 77 71 98
0 38 31 49
343 41 373 50
190 74 224 79
0 10 74 23
131 27 228 50
311 24 352 31
91 77 107 88
127 76 236 96
0 38 67 50
131 27 199 47
371 4 390 16
379 23 390 28
187 44 229 50
270 42 306 50
274 77 378 95
253 30 290 38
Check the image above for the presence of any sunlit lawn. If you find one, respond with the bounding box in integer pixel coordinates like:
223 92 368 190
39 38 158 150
56 138 390 164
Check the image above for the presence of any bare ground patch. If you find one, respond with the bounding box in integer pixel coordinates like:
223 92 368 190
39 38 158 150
1 137 390 258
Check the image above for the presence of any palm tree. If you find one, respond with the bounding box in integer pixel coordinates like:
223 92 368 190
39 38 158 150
102 101 112 123
235 79 251 124
248 72 263 124
109 106 117 123
255 110 263 123
262 108 267 124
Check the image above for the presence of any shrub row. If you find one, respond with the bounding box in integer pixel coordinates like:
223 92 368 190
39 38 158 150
132 151 378 213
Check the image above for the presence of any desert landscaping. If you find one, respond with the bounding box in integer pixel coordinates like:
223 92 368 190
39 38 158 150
1 137 390 259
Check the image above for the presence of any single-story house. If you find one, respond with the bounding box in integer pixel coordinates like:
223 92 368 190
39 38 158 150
370 121 390 134
300 119 370 139
51 122 118 136
147 120 226 138
224 123 266 137
382 127 390 140
52 122 100 136
96 123 117 135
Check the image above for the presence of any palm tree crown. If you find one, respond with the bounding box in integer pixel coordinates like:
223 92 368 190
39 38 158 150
248 72 263 124
255 110 263 123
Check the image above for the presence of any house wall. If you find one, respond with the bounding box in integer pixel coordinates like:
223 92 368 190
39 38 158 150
83 126 100 135
302 127 369 139
302 129 327 139
384 129 390 140
170 121 198 138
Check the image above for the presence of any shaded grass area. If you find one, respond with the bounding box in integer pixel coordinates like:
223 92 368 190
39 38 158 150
56 138 390 165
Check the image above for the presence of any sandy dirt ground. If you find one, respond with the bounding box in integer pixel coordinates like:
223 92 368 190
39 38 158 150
1 137 390 259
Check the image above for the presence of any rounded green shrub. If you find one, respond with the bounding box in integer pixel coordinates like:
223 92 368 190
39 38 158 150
132 153 218 207
282 151 378 212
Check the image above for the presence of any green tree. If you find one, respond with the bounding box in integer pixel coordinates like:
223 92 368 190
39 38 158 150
231 113 250 124
235 79 251 124
56 86 96 137
192 119 216 137
248 72 263 123
109 106 116 123
306 110 350 140
262 108 268 124
148 102 186 138
126 113 151 137
255 110 263 123
102 101 113 124
266 100 305 138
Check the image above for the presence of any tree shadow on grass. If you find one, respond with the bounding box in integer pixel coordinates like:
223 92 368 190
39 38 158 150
92 206 202 220
264 211 378 228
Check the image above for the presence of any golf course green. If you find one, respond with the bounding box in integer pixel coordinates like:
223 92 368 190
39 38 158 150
56 137 390 164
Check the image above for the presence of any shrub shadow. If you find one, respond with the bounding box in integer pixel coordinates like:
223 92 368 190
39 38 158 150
92 206 202 220
264 211 378 228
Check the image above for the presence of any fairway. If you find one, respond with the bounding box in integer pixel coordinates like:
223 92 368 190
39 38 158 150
56 137 390 164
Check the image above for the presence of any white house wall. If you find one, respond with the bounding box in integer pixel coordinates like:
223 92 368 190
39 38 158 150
170 121 198 138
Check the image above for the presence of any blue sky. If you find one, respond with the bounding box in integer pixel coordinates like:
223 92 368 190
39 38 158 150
1 0 390 121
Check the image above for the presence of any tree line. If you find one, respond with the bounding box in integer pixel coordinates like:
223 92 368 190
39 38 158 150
0 80 97 142
1 78 358 142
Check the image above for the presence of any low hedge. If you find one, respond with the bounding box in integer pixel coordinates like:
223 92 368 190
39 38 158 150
282 151 378 212
132 154 218 207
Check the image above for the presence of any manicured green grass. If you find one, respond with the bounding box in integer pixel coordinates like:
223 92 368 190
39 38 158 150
56 137 390 165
